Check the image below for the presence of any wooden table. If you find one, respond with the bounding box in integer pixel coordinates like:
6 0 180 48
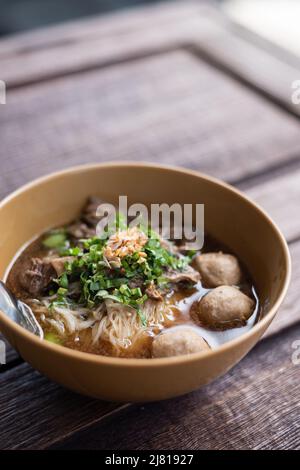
1 0 300 450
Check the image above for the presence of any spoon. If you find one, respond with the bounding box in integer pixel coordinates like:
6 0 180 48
0 281 44 338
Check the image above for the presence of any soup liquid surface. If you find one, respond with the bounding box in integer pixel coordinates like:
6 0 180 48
7 234 260 358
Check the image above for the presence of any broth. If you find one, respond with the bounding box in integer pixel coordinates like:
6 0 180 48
6 196 260 359
6 233 260 359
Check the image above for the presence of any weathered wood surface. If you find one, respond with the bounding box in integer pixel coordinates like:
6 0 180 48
0 334 20 365
1 51 300 199
1 319 299 450
52 323 300 450
1 0 300 450
0 363 128 450
1 1 300 121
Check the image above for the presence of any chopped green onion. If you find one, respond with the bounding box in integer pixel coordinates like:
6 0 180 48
44 216 192 328
44 332 62 344
43 231 67 249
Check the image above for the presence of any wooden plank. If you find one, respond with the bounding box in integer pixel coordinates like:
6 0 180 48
0 2 299 121
0 315 297 450
245 168 300 242
0 1 202 58
243 171 300 337
1 51 300 200
0 362 127 449
263 240 300 337
52 322 300 450
0 3 208 87
189 11 300 116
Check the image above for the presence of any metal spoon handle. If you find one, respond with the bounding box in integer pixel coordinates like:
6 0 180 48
0 281 43 338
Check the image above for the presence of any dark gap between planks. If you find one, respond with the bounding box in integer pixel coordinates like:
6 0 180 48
4 39 300 127
4 44 181 90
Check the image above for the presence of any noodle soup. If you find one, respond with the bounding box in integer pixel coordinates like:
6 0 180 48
6 197 259 359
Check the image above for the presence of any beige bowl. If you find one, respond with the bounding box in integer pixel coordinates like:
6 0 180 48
0 163 291 401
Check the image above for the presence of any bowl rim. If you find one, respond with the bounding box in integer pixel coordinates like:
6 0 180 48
0 161 292 368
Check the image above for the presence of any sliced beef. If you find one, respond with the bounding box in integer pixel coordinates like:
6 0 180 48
164 265 200 285
19 258 56 296
48 256 74 277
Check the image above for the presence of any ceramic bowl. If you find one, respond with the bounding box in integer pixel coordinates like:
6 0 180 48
0 163 291 401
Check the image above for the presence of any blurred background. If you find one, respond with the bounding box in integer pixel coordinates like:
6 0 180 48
0 0 172 36
0 0 300 58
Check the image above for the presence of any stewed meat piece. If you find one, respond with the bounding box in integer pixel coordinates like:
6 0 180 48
152 327 210 358
193 252 242 287
19 258 56 296
48 256 74 277
191 285 254 330
19 256 73 296
164 265 200 285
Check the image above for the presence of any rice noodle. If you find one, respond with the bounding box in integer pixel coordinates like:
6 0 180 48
91 299 165 349
36 296 167 351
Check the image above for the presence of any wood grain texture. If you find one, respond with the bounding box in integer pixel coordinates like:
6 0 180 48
1 305 299 450
246 168 300 242
0 1 299 120
0 2 207 87
50 322 300 450
0 1 202 57
1 51 300 200
263 240 300 338
0 362 127 449
189 15 300 116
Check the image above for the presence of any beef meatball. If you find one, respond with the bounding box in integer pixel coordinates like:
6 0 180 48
193 252 242 288
152 327 210 358
191 286 255 330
